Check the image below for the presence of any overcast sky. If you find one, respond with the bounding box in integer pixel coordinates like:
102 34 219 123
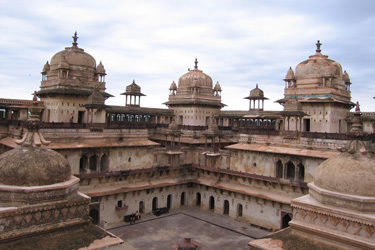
1 0 374 111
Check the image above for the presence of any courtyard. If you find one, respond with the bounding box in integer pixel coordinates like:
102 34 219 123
107 207 270 250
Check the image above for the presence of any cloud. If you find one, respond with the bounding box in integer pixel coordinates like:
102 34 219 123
0 0 374 112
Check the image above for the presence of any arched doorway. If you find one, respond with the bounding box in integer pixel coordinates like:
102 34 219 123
286 161 295 180
237 203 243 218
167 194 172 210
223 200 229 215
100 154 109 172
152 197 158 211
79 155 87 174
139 201 144 214
180 192 185 206
209 196 215 211
196 192 201 207
276 160 283 178
89 209 99 225
298 163 305 181
281 213 292 229
89 155 98 173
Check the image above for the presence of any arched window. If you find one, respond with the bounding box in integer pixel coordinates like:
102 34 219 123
89 155 98 172
298 163 305 181
286 161 295 180
237 203 243 218
223 200 229 215
276 160 283 178
79 155 88 174
167 194 172 210
196 192 201 207
100 154 109 172
180 192 186 206
209 196 215 210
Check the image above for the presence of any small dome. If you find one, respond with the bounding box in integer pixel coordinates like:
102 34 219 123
295 41 343 81
214 81 221 91
50 32 96 71
284 67 295 81
0 146 71 186
343 70 350 83
41 61 50 74
126 80 141 93
169 81 177 90
178 59 213 88
250 84 264 98
96 61 106 74
314 140 375 197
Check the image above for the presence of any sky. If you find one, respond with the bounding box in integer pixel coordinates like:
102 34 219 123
0 0 374 111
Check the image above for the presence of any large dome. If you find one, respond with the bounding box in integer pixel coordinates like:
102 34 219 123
295 41 343 80
50 32 96 70
178 58 213 88
314 140 375 197
0 146 71 187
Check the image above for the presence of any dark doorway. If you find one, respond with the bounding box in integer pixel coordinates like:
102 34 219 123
180 192 185 206
139 201 144 214
167 194 172 210
298 163 305 181
79 155 87 174
223 200 229 215
209 196 215 210
276 160 283 178
286 161 295 180
89 209 99 225
281 213 292 229
78 111 85 123
196 192 201 207
237 204 243 218
304 118 310 132
152 197 158 211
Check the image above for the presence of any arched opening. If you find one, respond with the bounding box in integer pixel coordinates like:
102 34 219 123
100 154 109 172
276 160 283 178
209 196 215 211
298 163 305 181
89 209 99 225
196 192 201 207
223 200 229 215
282 213 292 229
89 155 98 173
139 201 144 214
79 155 87 174
180 192 186 206
152 197 158 211
167 194 172 210
237 203 243 218
286 161 295 180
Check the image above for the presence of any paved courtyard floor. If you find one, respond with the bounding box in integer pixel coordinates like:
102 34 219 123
107 207 270 250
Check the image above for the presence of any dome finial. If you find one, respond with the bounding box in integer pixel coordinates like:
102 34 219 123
316 40 322 53
72 31 79 47
194 58 198 69
256 83 258 88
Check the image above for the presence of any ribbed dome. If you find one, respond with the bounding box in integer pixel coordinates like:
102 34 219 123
50 33 96 71
314 140 375 197
169 81 177 90
0 146 71 186
295 41 343 80
96 61 106 74
250 84 264 98
178 59 213 88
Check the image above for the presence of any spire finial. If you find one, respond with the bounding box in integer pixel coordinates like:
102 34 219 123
316 40 322 53
72 31 79 47
194 58 198 69
256 83 258 88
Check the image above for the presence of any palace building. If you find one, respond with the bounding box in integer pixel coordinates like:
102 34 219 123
0 33 374 249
